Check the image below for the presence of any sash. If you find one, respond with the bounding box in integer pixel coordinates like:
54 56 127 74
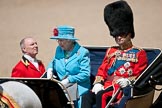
107 47 139 75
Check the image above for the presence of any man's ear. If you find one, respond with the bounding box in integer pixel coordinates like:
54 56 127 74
22 47 26 53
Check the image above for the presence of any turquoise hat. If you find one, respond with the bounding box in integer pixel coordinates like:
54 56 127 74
50 25 78 40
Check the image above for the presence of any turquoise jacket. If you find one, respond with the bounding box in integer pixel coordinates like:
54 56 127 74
47 42 91 96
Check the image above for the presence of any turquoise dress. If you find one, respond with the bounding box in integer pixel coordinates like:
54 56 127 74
47 42 91 108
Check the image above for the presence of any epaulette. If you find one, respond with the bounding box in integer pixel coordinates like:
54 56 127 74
110 46 119 49
106 46 119 62
132 46 143 51
106 46 119 55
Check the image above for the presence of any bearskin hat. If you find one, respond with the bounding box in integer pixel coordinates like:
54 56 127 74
104 0 135 38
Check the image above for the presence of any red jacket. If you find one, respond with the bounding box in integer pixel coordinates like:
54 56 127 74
96 46 148 88
94 46 148 108
11 56 45 78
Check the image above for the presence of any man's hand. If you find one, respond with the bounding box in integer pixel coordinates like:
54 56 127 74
92 83 104 94
116 78 131 88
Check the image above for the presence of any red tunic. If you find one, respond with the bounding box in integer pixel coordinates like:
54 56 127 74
11 56 45 78
95 46 148 108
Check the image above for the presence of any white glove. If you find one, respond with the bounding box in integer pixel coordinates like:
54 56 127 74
61 78 69 87
47 68 57 79
116 78 131 88
92 83 104 94
47 68 53 79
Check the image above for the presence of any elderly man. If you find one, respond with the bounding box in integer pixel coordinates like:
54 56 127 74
82 1 148 108
11 37 45 77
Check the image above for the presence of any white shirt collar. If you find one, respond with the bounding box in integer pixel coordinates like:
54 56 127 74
24 54 37 62
24 54 39 71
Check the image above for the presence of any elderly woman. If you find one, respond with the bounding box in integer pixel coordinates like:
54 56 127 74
47 25 91 108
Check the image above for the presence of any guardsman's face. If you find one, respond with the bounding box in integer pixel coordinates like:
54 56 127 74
114 33 131 46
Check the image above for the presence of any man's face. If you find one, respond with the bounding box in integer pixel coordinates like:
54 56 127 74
23 38 38 58
114 34 131 46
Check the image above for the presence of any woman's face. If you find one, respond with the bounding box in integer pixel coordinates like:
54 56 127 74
57 39 74 51
114 33 131 46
